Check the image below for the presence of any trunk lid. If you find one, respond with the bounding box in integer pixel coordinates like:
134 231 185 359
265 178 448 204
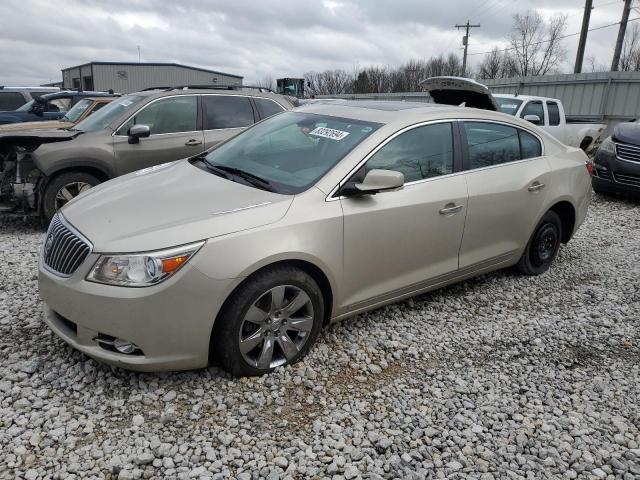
421 76 498 111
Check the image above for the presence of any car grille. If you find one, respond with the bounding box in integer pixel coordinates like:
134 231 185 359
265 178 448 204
43 214 92 277
614 172 640 187
616 143 640 163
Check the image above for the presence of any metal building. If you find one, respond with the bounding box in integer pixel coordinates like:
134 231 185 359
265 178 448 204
61 62 243 93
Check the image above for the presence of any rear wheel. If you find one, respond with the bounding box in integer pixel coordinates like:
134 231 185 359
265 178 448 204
212 266 324 376
516 210 562 276
42 172 100 223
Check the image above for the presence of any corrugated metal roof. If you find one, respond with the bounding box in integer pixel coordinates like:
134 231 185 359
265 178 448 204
61 61 242 79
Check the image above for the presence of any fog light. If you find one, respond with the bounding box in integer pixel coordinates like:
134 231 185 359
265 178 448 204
114 338 139 354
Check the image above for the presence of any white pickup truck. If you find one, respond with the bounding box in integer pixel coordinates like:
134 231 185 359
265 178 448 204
494 94 605 152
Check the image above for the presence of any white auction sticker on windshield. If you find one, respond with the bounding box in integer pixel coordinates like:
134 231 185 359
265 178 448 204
119 99 133 107
309 126 350 141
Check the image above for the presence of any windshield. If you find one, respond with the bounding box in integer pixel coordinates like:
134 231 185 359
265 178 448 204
74 95 145 132
63 99 93 122
496 97 523 115
16 100 34 112
202 112 381 194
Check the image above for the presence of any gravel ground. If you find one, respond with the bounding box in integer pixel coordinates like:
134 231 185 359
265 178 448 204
0 193 639 480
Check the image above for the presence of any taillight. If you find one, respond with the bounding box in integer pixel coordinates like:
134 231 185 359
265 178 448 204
585 162 594 176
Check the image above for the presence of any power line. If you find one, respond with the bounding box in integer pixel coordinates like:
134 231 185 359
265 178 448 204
467 16 640 56
593 0 622 8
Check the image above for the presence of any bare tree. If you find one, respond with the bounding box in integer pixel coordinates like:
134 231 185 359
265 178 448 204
509 10 567 76
477 48 520 80
620 24 640 71
585 54 609 73
254 76 275 90
303 70 353 96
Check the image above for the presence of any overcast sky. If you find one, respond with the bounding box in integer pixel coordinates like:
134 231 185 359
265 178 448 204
0 0 635 86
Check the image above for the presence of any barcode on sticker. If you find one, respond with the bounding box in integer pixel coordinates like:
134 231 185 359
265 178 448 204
309 127 350 141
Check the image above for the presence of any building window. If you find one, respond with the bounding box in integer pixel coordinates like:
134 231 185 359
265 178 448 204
72 78 81 89
83 76 94 91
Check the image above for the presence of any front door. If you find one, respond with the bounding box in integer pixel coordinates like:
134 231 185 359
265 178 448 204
458 121 552 269
112 95 204 175
340 122 468 309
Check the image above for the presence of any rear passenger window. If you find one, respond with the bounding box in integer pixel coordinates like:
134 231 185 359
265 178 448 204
0 92 26 110
547 102 560 126
204 96 255 129
519 130 542 158
363 123 454 183
254 98 284 120
465 122 520 169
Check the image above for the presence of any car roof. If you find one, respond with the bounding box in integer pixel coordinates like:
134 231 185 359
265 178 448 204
40 91 118 100
139 87 291 103
0 86 58 92
293 100 546 130
494 93 561 103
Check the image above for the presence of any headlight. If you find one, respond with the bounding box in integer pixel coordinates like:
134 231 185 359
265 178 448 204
86 241 204 287
598 136 616 155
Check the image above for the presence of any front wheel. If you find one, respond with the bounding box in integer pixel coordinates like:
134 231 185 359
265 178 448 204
42 172 100 223
212 266 324 376
516 210 562 276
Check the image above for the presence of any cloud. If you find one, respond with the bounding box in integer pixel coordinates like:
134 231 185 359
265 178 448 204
0 0 632 87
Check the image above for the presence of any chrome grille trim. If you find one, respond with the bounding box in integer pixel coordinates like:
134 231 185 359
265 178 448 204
616 143 640 163
42 213 93 277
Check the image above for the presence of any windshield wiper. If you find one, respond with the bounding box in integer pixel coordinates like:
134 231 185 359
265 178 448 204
203 160 275 192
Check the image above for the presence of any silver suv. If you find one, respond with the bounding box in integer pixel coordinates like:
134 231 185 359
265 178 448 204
0 86 59 110
0 86 294 220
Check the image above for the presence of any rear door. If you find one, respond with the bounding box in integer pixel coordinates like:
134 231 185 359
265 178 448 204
544 100 565 142
112 95 204 174
202 95 256 150
458 121 551 269
340 121 468 308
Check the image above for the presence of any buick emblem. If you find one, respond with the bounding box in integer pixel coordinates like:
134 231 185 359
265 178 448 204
44 234 54 256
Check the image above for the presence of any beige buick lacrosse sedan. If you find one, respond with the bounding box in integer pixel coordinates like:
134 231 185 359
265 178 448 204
39 95 592 376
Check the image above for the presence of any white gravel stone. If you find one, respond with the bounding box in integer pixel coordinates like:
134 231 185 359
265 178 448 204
0 194 639 478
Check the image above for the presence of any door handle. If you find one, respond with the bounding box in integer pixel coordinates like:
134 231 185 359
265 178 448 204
439 203 463 215
528 182 546 192
185 139 203 146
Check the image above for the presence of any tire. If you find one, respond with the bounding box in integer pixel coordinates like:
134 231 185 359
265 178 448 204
42 172 100 223
212 266 324 377
516 210 562 276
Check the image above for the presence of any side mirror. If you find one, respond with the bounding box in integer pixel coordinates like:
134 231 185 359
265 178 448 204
523 114 541 124
128 124 151 144
31 99 46 116
342 169 404 196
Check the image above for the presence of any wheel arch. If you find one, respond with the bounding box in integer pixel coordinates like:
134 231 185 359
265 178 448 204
547 199 576 244
208 257 336 365
43 164 111 184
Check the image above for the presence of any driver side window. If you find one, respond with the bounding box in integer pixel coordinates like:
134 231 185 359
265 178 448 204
118 96 197 135
357 123 454 183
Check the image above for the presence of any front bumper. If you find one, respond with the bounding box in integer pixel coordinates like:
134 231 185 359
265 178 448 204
39 252 236 372
592 146 640 196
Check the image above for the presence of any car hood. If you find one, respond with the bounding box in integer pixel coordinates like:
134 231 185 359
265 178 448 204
0 129 79 150
61 160 294 253
0 119 70 132
612 122 640 145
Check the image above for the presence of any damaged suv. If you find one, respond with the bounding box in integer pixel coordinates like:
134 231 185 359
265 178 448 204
0 86 294 220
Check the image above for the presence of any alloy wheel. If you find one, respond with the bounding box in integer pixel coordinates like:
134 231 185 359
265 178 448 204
54 182 93 210
238 285 314 369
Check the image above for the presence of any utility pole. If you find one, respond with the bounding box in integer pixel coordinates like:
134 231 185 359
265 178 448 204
611 0 633 71
574 0 593 73
455 21 481 77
